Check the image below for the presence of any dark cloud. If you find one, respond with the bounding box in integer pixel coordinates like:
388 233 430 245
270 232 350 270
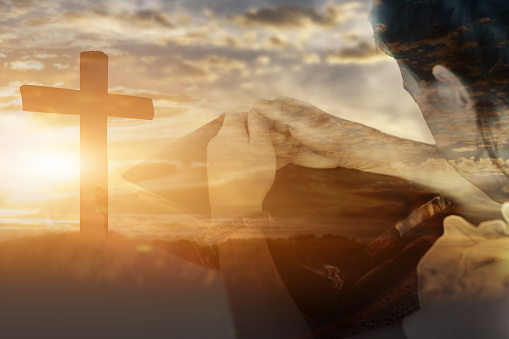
230 5 345 29
327 41 382 63
269 35 290 48
123 8 174 28
90 8 175 28
1 0 38 20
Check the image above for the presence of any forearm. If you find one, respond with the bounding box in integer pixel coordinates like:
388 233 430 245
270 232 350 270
334 121 501 220
217 229 313 339
256 95 485 198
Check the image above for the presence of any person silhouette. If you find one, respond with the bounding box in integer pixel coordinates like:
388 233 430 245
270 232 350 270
205 0 509 338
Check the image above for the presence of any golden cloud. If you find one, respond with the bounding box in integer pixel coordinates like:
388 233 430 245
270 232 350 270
163 55 249 83
8 59 45 71
302 53 321 64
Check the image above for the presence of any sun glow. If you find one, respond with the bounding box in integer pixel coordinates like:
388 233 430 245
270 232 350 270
11 149 80 195
28 151 79 182
0 122 79 197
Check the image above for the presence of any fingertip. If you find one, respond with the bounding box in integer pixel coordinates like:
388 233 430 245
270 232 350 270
432 65 451 80
478 219 509 236
274 96 296 102
273 121 289 134
443 215 473 236
252 99 271 111
223 112 247 125
220 112 248 139
432 64 463 88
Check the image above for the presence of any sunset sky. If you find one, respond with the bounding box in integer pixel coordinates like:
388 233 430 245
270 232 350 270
0 0 438 240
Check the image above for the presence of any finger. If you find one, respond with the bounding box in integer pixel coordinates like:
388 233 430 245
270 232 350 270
430 65 479 154
433 65 464 90
419 215 479 270
270 129 287 145
252 97 332 133
443 215 478 238
219 112 248 142
478 219 509 237
273 121 289 134
248 110 271 145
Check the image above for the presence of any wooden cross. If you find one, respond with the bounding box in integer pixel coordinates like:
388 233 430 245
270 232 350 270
20 51 154 238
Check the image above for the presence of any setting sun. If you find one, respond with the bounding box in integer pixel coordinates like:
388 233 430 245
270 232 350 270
9 147 79 195
26 151 79 184
0 117 80 197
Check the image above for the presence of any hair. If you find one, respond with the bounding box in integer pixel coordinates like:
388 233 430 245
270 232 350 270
371 0 509 198
371 0 509 111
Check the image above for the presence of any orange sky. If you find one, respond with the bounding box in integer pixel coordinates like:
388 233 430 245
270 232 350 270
0 0 437 240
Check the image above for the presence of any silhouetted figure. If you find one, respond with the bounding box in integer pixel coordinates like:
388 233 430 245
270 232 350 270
20 51 154 238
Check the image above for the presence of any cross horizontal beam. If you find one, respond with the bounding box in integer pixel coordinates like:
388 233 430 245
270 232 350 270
20 85 154 120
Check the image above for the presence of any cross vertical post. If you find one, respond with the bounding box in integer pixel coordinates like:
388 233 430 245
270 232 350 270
20 51 154 239
80 52 109 238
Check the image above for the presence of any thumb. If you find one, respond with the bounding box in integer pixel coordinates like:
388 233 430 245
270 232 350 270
248 111 271 145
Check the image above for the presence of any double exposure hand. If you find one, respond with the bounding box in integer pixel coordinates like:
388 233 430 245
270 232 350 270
207 111 276 219
252 96 360 170
251 96 434 173
418 202 509 307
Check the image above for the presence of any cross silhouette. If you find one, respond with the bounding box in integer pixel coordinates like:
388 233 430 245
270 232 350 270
20 51 154 238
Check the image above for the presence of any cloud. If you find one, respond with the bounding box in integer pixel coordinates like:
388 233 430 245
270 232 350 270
0 82 22 99
16 5 184 49
326 41 389 64
0 209 39 218
390 157 509 177
451 146 480 153
163 54 249 83
302 53 321 64
8 59 44 71
172 30 210 46
34 53 57 59
1 0 37 20
256 55 270 65
230 5 353 29
27 7 176 30
268 35 291 48
452 157 509 176
125 8 174 28
53 63 71 70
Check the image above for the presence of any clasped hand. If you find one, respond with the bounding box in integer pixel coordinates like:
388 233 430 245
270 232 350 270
207 96 428 220
207 97 356 219
207 111 276 219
